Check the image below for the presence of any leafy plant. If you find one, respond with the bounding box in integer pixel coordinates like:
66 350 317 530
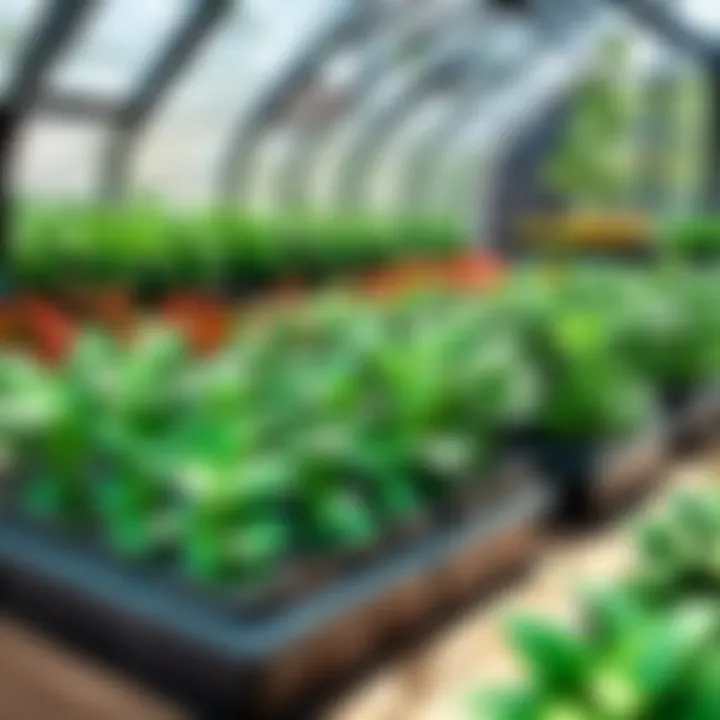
658 216 720 259
475 483 720 719
11 202 468 297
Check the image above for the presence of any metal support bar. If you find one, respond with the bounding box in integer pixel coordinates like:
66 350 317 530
607 0 712 60
117 0 229 128
401 9 551 213
100 0 230 200
0 0 97 275
705 49 720 209
277 5 454 209
38 91 120 125
489 96 570 256
335 47 466 211
6 0 97 112
0 107 15 296
606 0 720 209
218 2 361 205
401 72 495 212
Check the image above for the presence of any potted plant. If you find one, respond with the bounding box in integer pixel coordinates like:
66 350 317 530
527 36 653 258
496 267 662 517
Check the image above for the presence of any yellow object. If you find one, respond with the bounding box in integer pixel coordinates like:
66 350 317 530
522 212 651 250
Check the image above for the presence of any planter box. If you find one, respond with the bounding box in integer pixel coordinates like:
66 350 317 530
0 464 548 718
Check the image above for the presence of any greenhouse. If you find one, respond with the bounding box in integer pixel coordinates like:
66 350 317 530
1 1 720 718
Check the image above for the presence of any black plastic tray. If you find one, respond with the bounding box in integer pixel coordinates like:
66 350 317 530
512 423 668 521
0 465 549 718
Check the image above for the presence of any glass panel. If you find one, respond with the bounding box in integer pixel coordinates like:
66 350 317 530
133 0 353 203
13 117 109 199
0 0 47 97
678 0 720 40
250 127 295 210
369 95 453 211
131 10 256 206
46 0 192 99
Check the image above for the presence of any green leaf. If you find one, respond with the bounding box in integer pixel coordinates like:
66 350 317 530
506 616 592 695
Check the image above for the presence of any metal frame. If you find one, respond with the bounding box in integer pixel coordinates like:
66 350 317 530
400 6 550 212
100 0 230 199
486 11 621 251
607 0 712 59
332 0 577 213
3 0 229 203
5 1 98 113
358 4 512 213
302 1 458 212
1 0 98 273
365 92 456 213
606 0 717 206
400 71 502 213
335 44 469 211
276 22 399 209
217 1 365 205
333 4 476 211
429 0 604 218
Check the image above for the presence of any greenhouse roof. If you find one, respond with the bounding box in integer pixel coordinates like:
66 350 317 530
0 0 716 212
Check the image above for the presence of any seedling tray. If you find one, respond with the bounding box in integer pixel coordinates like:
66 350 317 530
0 464 548 718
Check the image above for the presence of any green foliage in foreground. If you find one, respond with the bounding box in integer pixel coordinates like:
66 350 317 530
471 485 720 720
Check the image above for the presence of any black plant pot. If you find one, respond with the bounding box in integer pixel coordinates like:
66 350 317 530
506 424 666 523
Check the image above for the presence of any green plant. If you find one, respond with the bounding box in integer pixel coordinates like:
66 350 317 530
497 267 657 439
11 201 468 296
544 36 634 210
658 216 720 259
474 484 720 720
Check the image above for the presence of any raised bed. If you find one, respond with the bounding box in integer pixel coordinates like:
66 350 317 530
0 461 548 718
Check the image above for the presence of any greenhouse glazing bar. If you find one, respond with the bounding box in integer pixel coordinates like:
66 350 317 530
277 1 459 208
277 16 412 208
218 2 364 204
38 89 120 125
5 0 97 112
100 0 230 199
607 0 711 58
0 0 97 274
401 62 509 212
295 2 456 212
606 0 717 208
2 0 230 220
334 21 471 212
400 0 558 213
